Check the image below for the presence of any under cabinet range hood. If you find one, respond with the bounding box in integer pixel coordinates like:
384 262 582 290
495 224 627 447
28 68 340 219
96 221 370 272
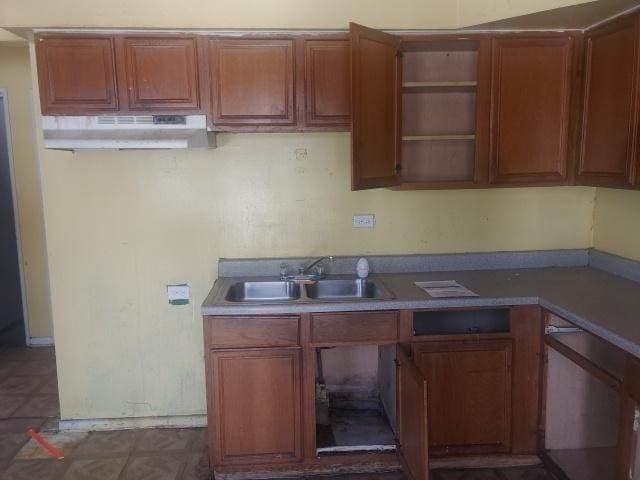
42 115 215 150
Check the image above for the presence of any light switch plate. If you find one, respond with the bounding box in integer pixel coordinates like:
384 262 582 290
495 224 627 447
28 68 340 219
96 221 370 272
167 284 190 305
353 214 375 229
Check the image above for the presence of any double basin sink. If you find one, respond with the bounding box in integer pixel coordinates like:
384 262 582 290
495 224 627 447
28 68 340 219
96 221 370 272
224 278 394 303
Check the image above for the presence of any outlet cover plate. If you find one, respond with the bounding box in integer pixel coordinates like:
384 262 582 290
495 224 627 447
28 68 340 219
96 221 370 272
353 214 375 229
167 284 190 305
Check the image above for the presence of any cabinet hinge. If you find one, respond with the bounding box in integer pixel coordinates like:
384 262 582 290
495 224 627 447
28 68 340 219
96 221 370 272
395 164 403 172
396 51 403 58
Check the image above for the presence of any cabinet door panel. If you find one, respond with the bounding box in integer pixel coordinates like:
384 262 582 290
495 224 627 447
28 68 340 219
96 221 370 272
208 348 302 466
490 36 574 184
578 15 640 187
397 345 429 480
36 37 118 114
210 39 295 126
304 40 351 127
122 37 200 111
413 339 513 455
350 23 402 190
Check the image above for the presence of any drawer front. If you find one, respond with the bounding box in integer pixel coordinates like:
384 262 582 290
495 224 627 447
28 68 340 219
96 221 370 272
311 311 399 344
206 316 300 348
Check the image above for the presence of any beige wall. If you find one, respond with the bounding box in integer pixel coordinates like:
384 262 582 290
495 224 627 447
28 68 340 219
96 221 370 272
0 44 52 339
0 0 602 420
593 188 640 262
0 0 588 29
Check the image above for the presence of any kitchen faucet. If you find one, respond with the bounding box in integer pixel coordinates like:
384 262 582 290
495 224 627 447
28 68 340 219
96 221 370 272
280 256 334 281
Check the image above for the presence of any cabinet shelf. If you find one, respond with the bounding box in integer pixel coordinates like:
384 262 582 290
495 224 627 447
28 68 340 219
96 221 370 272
402 134 476 142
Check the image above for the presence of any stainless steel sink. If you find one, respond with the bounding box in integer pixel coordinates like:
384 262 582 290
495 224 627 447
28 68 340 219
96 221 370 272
225 281 301 302
305 279 394 300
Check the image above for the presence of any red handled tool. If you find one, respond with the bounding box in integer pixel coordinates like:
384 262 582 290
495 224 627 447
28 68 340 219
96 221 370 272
26 428 65 460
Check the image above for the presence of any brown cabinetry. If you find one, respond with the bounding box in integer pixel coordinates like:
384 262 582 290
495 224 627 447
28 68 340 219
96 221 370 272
303 39 351 127
209 39 295 128
119 37 202 112
577 14 640 188
412 339 513 455
36 36 119 114
207 347 303 465
489 36 576 185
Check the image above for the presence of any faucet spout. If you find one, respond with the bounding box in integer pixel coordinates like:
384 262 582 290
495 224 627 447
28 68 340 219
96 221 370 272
302 256 334 276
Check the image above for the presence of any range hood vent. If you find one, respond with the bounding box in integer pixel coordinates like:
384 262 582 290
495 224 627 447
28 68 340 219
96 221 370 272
42 115 215 150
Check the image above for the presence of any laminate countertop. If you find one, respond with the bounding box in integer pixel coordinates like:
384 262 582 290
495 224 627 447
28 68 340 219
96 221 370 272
202 266 640 358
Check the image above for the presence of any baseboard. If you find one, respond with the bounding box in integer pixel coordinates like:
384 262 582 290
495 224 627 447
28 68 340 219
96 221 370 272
28 336 54 346
58 414 206 432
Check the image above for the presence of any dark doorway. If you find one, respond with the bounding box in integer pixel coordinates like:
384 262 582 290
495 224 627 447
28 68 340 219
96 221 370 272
0 91 25 346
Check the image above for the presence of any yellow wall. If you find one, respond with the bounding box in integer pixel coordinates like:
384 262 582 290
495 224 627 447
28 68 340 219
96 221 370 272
0 0 588 29
0 45 52 339
2 0 598 420
593 188 640 262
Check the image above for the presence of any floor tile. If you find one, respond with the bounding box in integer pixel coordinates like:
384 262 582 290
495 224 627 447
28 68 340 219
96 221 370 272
120 453 187 480
0 377 46 395
0 435 30 461
0 419 45 434
500 466 558 480
182 451 210 480
189 428 207 451
37 378 58 395
0 396 26 418
433 469 503 480
12 394 59 418
12 361 57 377
134 428 194 453
60 457 126 480
0 459 66 480
73 430 138 458
14 432 86 460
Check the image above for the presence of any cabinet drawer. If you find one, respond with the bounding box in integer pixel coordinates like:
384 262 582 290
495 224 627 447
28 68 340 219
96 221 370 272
310 311 399 344
206 316 299 348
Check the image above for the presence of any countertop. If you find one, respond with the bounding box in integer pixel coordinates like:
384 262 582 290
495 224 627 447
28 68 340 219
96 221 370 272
202 266 640 359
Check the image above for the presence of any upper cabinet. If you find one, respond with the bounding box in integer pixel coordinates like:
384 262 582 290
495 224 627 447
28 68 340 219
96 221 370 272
350 23 402 190
209 39 295 128
577 14 640 188
36 37 119 114
303 39 351 128
489 36 576 185
119 37 202 112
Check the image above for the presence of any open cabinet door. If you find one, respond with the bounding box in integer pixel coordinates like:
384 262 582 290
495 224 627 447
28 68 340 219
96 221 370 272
397 344 429 480
350 22 402 190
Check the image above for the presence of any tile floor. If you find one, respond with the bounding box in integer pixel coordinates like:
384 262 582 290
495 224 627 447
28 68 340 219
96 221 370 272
0 347 559 480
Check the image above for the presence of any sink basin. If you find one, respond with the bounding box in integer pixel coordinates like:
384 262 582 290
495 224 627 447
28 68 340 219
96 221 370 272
305 279 394 300
225 281 301 302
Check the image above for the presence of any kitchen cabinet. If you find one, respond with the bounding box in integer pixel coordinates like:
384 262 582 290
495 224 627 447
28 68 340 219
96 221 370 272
489 36 576 185
208 38 295 128
118 37 202 112
577 14 640 188
412 339 513 455
397 344 429 480
619 358 640 479
207 347 303 465
349 23 492 191
36 36 119 114
303 39 351 128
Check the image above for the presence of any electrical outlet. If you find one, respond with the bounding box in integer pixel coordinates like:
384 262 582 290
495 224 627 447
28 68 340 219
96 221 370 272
167 284 190 305
353 214 375 229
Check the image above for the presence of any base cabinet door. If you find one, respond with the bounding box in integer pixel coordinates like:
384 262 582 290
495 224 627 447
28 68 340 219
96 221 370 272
397 345 429 480
208 347 302 466
412 339 513 455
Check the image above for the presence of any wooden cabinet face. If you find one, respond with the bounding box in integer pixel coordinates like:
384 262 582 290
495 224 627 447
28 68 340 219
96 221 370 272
350 23 402 190
489 36 574 184
397 345 429 480
413 339 513 455
577 15 640 187
122 37 200 111
304 40 351 127
210 39 295 126
36 37 118 114
208 348 302 466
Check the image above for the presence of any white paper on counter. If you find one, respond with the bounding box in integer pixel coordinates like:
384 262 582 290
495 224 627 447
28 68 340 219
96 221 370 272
414 280 479 298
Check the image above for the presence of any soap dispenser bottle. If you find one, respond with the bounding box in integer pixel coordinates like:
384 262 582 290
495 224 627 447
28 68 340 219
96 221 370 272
356 257 369 279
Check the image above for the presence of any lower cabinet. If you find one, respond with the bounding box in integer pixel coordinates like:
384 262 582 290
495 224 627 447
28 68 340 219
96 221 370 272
412 339 513 455
207 347 303 466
